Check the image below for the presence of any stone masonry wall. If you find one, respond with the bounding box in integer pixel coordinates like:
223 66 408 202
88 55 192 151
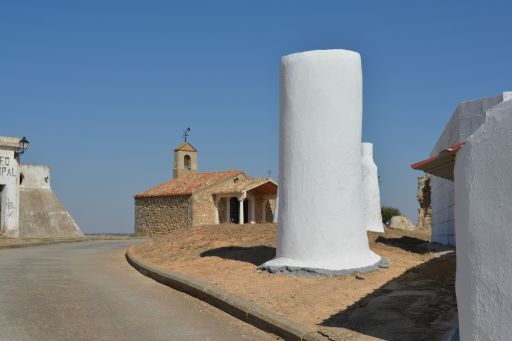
218 197 228 224
191 191 217 227
253 197 276 223
254 199 264 223
417 176 432 230
267 199 276 222
135 195 190 236
192 173 248 226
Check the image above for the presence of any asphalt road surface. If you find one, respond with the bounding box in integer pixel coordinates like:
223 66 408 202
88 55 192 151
0 240 276 341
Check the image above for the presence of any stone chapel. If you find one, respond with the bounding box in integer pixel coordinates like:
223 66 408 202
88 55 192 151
134 141 277 236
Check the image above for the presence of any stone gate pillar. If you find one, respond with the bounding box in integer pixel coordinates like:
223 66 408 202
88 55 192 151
262 49 381 274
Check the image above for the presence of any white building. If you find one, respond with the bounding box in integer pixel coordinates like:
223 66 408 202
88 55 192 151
0 136 22 237
412 93 512 339
413 91 512 245
0 136 83 238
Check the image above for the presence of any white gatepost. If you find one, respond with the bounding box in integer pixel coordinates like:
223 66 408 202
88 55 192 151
261 49 381 275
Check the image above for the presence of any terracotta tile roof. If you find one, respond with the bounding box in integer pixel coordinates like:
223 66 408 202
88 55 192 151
135 170 242 198
212 178 278 195
411 143 464 181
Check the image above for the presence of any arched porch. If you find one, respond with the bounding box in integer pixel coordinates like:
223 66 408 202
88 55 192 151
213 178 277 225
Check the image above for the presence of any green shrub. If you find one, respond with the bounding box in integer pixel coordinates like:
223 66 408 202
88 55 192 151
381 206 401 226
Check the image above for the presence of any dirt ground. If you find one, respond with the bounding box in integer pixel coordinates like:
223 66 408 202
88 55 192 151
131 224 457 341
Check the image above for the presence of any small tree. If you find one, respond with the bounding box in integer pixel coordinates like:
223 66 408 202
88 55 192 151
381 206 401 227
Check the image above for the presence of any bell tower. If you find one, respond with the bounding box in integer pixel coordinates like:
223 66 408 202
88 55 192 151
173 128 198 178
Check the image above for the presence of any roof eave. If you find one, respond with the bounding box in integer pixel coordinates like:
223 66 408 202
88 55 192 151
411 143 464 181
134 193 192 199
191 171 245 195
174 142 197 152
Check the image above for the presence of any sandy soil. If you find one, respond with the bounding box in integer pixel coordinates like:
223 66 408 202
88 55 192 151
131 224 457 341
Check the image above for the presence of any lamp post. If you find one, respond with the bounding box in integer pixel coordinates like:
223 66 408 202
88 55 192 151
19 137 29 154
16 136 30 159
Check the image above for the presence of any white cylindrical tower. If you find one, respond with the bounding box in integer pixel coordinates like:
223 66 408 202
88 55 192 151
262 49 381 274
361 143 384 233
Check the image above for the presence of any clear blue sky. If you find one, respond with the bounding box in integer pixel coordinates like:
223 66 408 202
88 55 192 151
1 1 511 233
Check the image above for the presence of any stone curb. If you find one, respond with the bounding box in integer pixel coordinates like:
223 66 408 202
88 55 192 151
126 248 328 341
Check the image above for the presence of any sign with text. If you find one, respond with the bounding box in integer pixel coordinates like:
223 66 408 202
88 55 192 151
0 150 17 181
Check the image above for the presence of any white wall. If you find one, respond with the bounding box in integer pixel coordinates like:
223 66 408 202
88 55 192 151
0 148 20 237
430 177 455 245
20 164 51 190
430 92 511 245
455 99 512 340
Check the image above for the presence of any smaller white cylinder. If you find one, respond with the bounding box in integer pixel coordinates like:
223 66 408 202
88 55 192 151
361 143 384 232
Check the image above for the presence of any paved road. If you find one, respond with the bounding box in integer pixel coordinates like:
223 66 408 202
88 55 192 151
0 240 276 341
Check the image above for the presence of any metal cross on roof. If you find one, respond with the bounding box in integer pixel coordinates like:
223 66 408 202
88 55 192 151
183 127 191 143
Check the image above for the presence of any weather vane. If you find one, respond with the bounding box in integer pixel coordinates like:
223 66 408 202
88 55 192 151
183 127 191 143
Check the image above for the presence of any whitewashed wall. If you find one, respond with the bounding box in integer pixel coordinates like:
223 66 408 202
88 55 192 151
430 92 512 245
0 149 20 237
20 164 51 189
455 99 512 340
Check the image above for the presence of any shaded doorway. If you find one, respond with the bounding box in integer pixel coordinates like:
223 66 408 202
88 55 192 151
229 197 239 223
229 197 249 224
